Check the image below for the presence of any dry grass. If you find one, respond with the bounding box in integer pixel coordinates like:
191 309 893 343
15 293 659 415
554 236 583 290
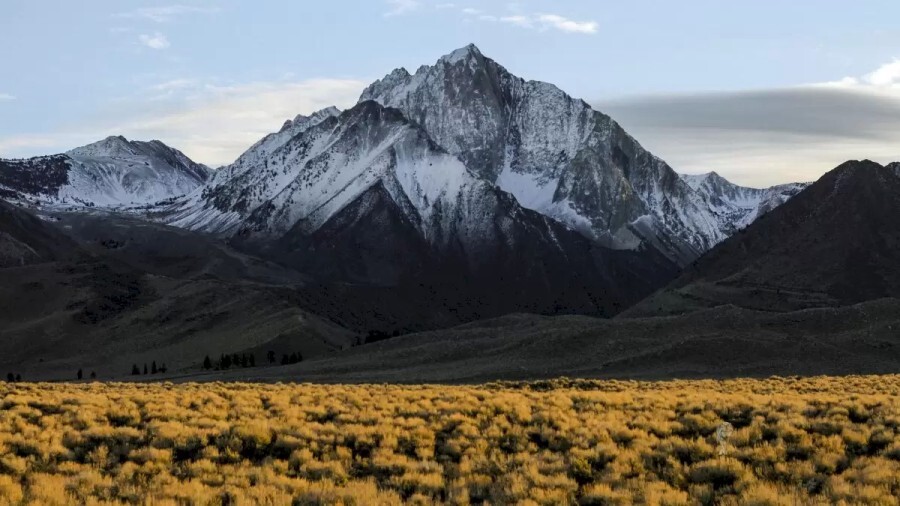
0 375 898 505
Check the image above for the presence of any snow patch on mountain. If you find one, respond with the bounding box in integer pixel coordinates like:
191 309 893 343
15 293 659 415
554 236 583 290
0 136 210 208
681 172 809 231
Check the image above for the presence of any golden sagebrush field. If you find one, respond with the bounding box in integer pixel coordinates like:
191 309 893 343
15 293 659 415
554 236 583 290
0 376 898 505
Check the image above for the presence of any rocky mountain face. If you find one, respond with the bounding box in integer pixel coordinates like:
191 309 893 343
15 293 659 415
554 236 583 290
360 44 800 265
0 136 210 207
680 171 808 234
627 160 900 316
163 100 678 317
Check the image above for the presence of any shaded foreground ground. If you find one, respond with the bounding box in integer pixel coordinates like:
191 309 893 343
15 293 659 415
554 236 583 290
168 298 900 384
1 376 898 504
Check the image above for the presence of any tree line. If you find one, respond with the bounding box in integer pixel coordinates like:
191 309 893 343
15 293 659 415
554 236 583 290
201 351 305 371
130 361 168 376
203 353 256 371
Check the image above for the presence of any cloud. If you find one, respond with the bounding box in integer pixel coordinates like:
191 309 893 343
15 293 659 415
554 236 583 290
499 15 532 28
595 86 900 187
866 59 900 87
0 78 367 167
460 7 597 34
534 14 597 34
139 33 171 50
115 5 219 23
149 79 199 93
384 0 420 17
0 93 15 101
821 58 900 89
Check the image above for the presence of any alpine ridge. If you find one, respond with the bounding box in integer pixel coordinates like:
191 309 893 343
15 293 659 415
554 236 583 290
162 99 679 318
0 136 210 207
680 171 808 234
360 44 802 265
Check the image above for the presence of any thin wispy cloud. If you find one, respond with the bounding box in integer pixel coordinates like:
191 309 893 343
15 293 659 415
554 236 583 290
591 56 900 186
150 79 199 92
139 33 171 50
115 4 219 23
597 85 900 186
0 93 15 102
459 7 597 35
384 0 420 17
534 14 597 34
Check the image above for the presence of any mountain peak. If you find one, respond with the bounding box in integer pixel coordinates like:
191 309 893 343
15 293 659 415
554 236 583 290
282 106 342 132
439 43 483 64
827 159 884 179
67 135 136 158
823 159 896 192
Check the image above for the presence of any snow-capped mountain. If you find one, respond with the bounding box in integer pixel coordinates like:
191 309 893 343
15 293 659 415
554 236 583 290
163 100 677 315
680 172 808 232
359 44 801 265
0 136 210 207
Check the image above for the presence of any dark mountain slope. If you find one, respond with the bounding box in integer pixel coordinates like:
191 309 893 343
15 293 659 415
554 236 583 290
0 199 79 267
626 160 900 316
0 209 355 381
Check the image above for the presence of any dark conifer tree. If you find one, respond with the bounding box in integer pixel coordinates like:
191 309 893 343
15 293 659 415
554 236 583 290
77 369 83 380
203 355 212 370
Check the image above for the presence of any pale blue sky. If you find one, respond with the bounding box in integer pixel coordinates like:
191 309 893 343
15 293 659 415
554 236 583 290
1 1 899 185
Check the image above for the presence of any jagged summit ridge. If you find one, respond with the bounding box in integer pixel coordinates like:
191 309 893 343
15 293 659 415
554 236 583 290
359 44 802 265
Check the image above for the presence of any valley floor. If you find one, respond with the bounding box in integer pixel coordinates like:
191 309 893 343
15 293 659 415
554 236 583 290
101 298 900 385
1 376 898 504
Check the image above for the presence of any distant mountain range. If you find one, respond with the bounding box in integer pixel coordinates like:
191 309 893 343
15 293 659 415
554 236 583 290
8 44 896 382
0 135 210 207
